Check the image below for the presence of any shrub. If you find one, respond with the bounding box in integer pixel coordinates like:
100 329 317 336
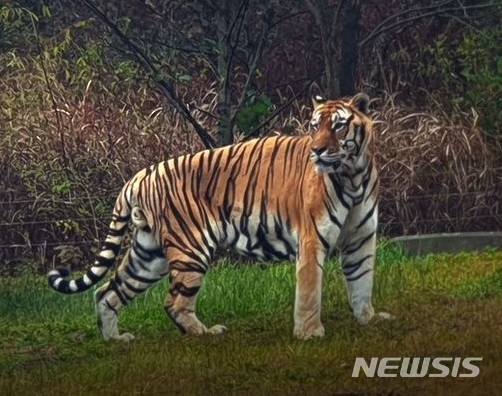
421 27 502 139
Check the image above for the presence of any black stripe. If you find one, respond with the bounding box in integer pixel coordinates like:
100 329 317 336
111 214 130 222
194 198 218 248
342 254 373 276
96 255 115 268
109 279 129 305
355 199 378 229
283 138 297 179
205 151 224 201
310 214 330 251
255 224 291 260
273 215 296 258
169 279 201 297
329 174 351 209
103 241 121 255
163 176 209 258
105 300 118 315
125 265 159 284
108 223 129 237
169 261 208 274
75 278 89 291
364 178 379 203
174 283 201 297
124 280 145 294
324 199 342 228
86 269 103 283
343 232 375 255
127 251 147 272
142 224 152 232
134 239 164 259
164 307 187 334
346 269 372 282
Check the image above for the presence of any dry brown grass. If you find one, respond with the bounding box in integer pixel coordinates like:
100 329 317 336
0 56 218 272
373 93 502 235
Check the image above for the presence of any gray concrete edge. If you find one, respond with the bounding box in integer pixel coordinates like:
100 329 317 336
389 232 502 256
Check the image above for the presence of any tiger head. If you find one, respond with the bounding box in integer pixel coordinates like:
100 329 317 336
309 93 372 174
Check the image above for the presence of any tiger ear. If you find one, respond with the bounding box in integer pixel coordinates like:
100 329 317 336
312 95 326 108
350 92 370 114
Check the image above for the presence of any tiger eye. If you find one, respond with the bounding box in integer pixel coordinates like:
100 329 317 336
343 140 357 152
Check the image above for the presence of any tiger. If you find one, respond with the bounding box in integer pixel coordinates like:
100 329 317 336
47 93 392 341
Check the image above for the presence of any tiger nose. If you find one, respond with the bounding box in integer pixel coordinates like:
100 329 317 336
311 146 327 156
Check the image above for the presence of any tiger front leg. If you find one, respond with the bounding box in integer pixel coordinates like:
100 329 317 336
340 230 393 324
293 238 326 340
165 268 227 335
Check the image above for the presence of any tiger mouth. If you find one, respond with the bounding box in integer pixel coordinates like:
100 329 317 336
312 157 342 171
317 158 341 167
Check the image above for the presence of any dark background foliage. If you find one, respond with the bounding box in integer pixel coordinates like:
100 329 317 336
1 0 501 273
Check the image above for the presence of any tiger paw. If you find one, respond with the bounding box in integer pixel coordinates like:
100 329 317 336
113 332 135 342
293 323 325 340
374 312 395 321
353 303 394 325
207 324 228 335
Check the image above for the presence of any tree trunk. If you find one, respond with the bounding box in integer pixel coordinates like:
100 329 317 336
305 0 362 98
340 0 361 96
321 23 341 98
215 0 235 146
304 0 342 98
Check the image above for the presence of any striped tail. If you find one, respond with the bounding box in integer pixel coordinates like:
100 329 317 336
47 189 131 294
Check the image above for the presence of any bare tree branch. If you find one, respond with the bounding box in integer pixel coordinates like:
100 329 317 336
79 0 216 149
232 23 269 124
269 9 310 30
224 0 251 107
364 0 456 42
441 12 491 38
360 1 502 48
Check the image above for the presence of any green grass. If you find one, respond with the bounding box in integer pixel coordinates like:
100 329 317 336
1 243 502 395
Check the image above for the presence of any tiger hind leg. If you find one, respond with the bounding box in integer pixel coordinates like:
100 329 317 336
94 273 136 342
164 260 226 335
95 208 167 341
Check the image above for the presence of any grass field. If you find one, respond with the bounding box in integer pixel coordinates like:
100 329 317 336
1 242 502 395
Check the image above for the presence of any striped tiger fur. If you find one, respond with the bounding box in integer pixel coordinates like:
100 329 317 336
48 93 392 341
